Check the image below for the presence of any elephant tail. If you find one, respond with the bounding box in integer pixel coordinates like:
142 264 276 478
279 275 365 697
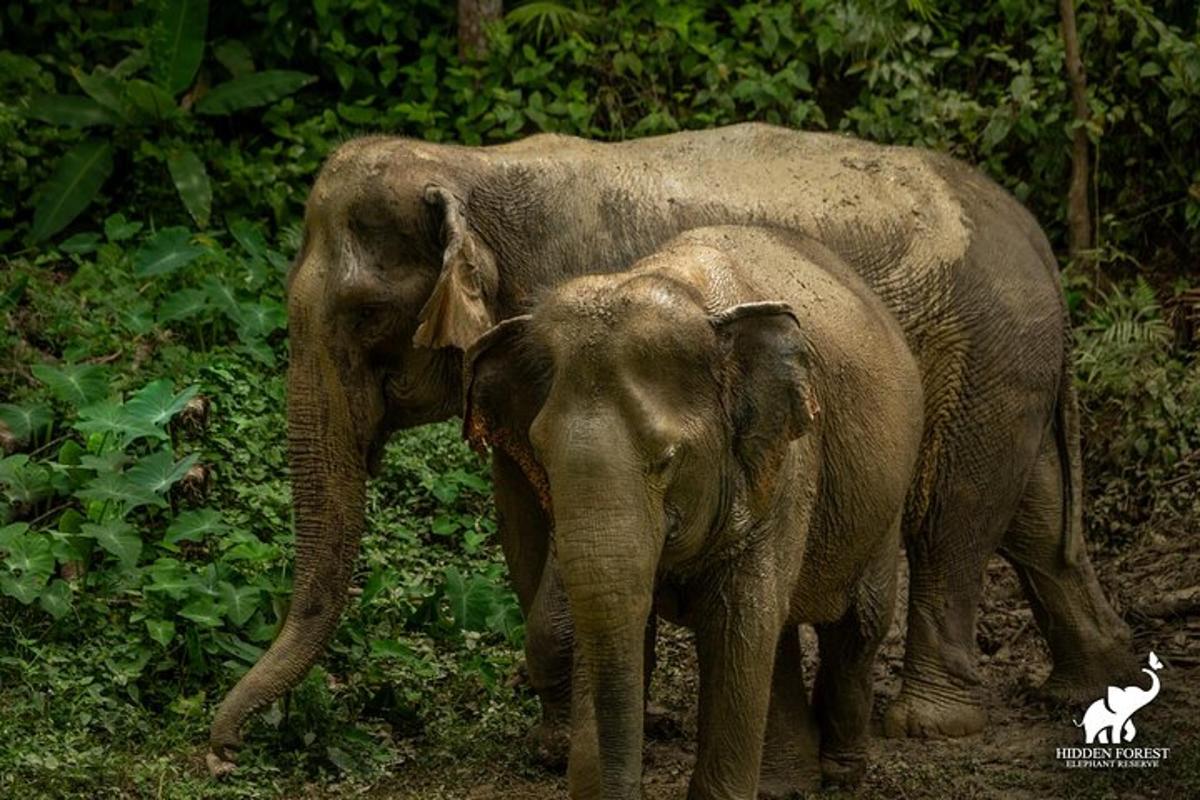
1056 316 1086 567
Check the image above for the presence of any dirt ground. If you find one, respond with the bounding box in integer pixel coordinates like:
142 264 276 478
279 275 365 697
373 530 1200 799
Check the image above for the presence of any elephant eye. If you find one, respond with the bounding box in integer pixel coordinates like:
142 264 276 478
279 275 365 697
649 444 680 479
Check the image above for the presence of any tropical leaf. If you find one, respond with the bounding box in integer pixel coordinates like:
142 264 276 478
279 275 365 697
0 529 55 604
74 398 132 441
38 579 72 618
132 227 206 277
167 147 212 227
82 519 142 569
0 455 54 506
144 558 199 600
76 471 164 512
179 594 224 627
0 404 53 445
194 70 316 115
157 290 212 328
122 380 199 433
164 507 226 545
25 94 120 127
104 213 143 242
29 139 114 241
124 79 180 122
151 0 209 94
219 581 260 626
227 218 267 261
71 68 130 121
442 567 496 632
213 39 254 78
124 448 198 496
31 363 111 407
146 618 176 646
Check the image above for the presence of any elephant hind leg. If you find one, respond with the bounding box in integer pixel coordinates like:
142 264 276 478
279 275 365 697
883 530 990 739
998 435 1134 706
758 625 821 799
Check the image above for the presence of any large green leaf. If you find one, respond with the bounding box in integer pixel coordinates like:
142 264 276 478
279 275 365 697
38 579 72 618
165 507 226 545
0 529 54 604
26 95 119 128
146 618 176 646
219 581 261 626
132 227 207 277
124 448 198 496
144 558 199 600
442 567 496 632
30 139 114 241
0 404 53 445
152 0 209 94
179 594 224 627
76 471 164 512
71 69 130 121
124 79 180 123
0 455 54 506
157 288 211 323
123 380 199 433
31 363 111 407
167 147 212 227
195 70 316 115
82 519 142 569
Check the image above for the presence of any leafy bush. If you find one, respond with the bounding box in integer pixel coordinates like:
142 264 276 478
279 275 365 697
0 0 1197 794
1074 277 1200 546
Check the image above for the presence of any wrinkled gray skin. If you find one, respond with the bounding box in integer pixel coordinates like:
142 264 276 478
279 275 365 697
465 226 926 798
207 123 1131 773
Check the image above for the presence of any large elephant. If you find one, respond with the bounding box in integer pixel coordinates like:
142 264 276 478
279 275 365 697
207 123 1130 772
464 226 926 797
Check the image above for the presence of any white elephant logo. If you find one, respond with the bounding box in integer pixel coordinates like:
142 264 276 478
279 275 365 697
1074 652 1164 744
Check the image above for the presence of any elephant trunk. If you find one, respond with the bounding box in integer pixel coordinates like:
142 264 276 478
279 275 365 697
208 316 372 772
555 462 660 799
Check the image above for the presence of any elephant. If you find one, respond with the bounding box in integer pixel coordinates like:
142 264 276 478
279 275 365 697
1074 651 1163 744
463 225 926 797
207 122 1132 773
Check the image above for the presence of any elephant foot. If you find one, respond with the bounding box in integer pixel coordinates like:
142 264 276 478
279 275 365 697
644 701 684 740
1036 647 1138 708
757 760 821 799
882 683 985 739
206 748 238 778
819 750 867 788
527 714 570 771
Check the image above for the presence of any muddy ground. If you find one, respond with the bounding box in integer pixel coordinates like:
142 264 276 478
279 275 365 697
372 530 1200 799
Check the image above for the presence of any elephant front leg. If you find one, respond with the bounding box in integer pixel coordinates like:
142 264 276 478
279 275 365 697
491 450 574 767
758 625 821 799
813 540 898 787
689 578 783 800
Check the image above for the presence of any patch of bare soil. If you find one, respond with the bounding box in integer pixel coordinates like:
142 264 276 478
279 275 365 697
372 532 1200 799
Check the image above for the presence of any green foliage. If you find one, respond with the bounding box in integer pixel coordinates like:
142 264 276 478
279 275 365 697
0 0 1197 795
20 0 315 239
1073 276 1200 547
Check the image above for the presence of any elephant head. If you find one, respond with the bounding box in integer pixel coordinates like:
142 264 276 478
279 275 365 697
464 269 818 797
208 140 505 770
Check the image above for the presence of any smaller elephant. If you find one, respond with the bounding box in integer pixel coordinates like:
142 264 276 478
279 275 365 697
1075 651 1163 744
463 226 925 798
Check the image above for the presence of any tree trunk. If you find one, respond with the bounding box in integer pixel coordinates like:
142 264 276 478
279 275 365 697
1059 0 1093 258
458 0 502 60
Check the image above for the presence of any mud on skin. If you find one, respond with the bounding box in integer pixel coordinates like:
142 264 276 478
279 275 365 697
208 123 1131 775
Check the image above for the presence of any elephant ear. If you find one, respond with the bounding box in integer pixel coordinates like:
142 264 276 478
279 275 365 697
462 315 552 510
412 186 500 351
711 301 820 486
